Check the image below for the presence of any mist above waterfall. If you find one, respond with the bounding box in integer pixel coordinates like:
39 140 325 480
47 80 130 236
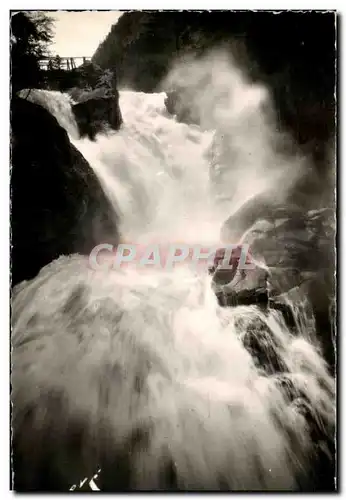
164 49 320 214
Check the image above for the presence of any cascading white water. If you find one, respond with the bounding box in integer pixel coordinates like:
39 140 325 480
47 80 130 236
13 54 335 490
72 91 220 244
18 88 80 139
12 254 335 490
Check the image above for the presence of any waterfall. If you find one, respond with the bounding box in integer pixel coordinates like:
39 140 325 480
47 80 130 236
18 88 80 139
12 56 335 490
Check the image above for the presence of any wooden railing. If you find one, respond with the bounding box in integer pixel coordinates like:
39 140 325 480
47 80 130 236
39 56 92 71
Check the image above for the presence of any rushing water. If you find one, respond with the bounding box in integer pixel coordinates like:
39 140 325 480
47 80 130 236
13 63 335 490
73 91 220 245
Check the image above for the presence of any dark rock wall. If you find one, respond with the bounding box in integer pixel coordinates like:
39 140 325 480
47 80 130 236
72 94 122 140
93 11 336 149
10 97 120 286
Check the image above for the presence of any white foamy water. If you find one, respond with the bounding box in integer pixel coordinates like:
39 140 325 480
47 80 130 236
13 55 335 490
12 255 334 490
18 88 80 139
72 90 219 245
164 50 309 213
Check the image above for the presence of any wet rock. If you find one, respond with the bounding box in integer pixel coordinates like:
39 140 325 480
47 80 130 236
239 315 288 375
215 285 269 309
269 280 335 370
225 205 335 293
72 91 122 140
221 196 306 244
164 88 200 125
11 96 120 286
210 246 270 308
218 204 335 371
269 283 316 338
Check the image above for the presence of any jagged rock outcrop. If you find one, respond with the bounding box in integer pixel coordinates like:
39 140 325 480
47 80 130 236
209 245 270 308
164 89 200 126
213 266 270 309
239 207 335 292
72 88 122 140
65 62 123 140
11 96 120 286
93 12 335 165
215 205 335 369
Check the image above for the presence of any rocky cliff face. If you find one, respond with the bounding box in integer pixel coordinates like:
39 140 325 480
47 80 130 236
72 94 122 140
93 12 335 160
211 205 335 370
70 69 123 140
11 96 120 286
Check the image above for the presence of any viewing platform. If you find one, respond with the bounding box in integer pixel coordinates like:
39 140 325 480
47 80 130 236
39 56 92 71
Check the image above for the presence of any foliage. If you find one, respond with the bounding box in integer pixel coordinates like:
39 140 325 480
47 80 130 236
47 55 62 71
75 62 103 89
96 68 113 90
11 11 54 93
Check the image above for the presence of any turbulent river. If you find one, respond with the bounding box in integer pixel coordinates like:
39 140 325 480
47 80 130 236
12 73 335 491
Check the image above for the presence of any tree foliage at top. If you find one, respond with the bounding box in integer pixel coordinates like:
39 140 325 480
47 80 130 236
11 11 54 93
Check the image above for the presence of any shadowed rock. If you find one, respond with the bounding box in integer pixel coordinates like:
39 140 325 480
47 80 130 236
11 96 120 286
218 204 335 370
210 246 270 308
72 89 122 140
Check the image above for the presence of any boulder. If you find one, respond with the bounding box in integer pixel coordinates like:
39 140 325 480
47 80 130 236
10 96 120 286
214 272 269 308
239 207 335 294
269 280 335 371
219 204 335 369
209 246 270 308
72 91 122 140
221 195 307 244
221 199 334 292
164 89 200 125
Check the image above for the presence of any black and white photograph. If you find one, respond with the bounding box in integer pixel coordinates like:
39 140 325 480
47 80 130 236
10 9 337 492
